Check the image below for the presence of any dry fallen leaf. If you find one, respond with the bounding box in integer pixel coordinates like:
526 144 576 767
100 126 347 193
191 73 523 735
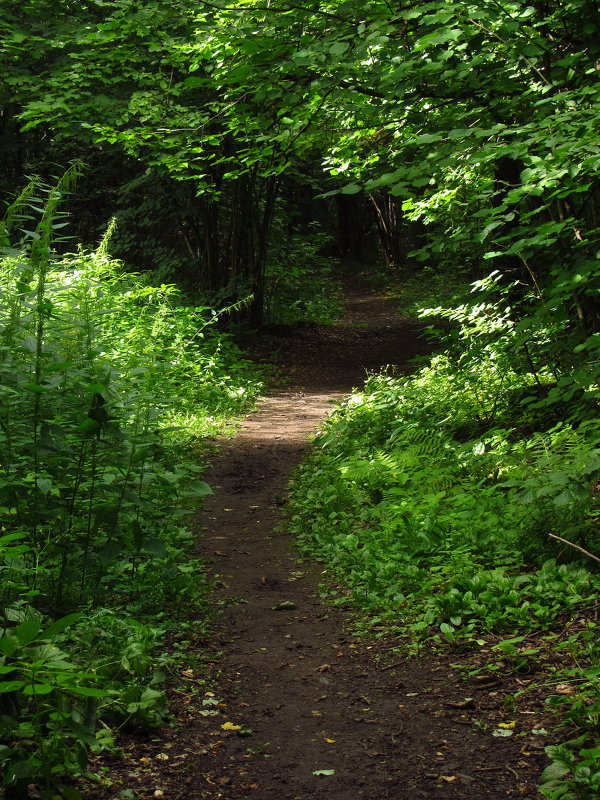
221 722 242 731
445 697 474 709
555 684 575 695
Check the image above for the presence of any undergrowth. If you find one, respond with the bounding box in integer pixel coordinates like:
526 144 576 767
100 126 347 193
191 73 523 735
287 272 600 798
0 175 264 798
264 230 343 325
393 264 473 319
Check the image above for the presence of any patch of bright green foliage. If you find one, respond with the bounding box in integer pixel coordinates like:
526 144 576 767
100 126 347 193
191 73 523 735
0 176 264 797
290 370 598 633
287 276 599 797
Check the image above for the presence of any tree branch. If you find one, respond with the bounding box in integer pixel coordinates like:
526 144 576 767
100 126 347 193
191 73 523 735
548 533 600 565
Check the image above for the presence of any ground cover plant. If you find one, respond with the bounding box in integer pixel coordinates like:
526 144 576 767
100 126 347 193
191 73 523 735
287 277 600 797
0 177 264 798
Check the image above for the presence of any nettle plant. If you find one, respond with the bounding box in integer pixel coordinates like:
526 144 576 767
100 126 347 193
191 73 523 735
0 175 262 795
1 197 210 612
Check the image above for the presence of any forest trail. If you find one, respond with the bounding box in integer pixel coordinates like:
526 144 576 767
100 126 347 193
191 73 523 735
92 277 544 799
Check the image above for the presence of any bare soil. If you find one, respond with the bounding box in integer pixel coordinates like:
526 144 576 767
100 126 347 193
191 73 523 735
88 276 547 799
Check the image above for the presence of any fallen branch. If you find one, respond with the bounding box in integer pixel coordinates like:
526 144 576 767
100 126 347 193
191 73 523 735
548 533 600 565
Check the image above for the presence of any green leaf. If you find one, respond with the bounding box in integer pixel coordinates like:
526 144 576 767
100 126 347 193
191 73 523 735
182 481 213 497
21 336 37 352
0 636 18 657
580 747 600 759
340 183 361 195
272 601 297 611
329 42 349 56
414 133 442 144
36 477 52 496
540 762 571 782
15 619 42 645
0 680 26 693
313 769 335 776
67 686 110 697
142 537 167 557
76 417 101 435
12 757 39 779
40 613 82 641
23 682 55 695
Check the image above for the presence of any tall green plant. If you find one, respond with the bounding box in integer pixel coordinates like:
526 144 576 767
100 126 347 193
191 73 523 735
0 173 264 795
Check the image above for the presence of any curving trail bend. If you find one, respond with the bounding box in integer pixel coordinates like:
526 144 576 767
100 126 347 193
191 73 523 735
90 281 544 799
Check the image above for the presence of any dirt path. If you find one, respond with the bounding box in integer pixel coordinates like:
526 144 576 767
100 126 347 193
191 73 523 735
91 280 545 799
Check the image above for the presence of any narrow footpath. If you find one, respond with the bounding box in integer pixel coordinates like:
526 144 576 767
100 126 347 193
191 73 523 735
92 281 544 799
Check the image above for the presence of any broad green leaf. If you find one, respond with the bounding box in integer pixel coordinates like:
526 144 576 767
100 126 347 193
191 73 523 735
0 680 26 693
414 134 442 144
0 636 18 657
142 538 167 557
340 183 361 195
36 477 52 495
76 417 101 434
23 682 55 695
329 42 349 56
67 686 110 697
15 619 42 645
40 613 82 641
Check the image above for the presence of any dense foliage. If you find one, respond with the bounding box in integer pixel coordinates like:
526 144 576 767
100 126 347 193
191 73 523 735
0 178 263 796
1 0 599 795
287 284 599 798
2 0 598 328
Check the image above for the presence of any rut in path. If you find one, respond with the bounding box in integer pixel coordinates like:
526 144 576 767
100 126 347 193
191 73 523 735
94 285 544 799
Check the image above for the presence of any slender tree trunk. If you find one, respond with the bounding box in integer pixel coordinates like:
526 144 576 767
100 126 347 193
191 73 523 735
370 193 405 270
251 175 280 326
336 194 369 259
